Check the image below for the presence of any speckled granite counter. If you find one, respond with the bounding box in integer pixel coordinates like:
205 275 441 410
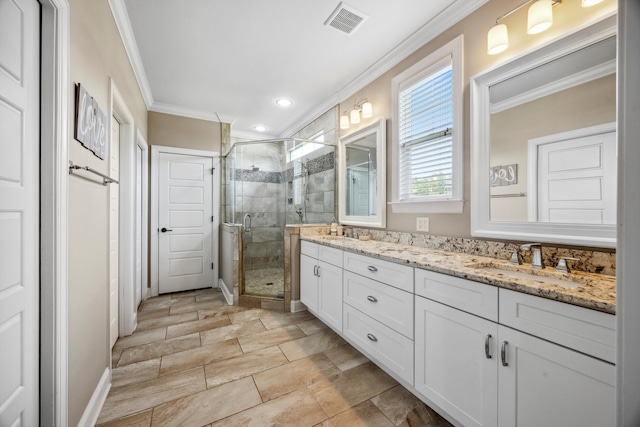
301 235 616 314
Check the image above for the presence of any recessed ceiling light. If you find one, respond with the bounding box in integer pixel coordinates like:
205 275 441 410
275 98 293 107
253 125 268 132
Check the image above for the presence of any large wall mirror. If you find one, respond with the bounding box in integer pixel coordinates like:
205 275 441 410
471 15 616 248
338 118 386 228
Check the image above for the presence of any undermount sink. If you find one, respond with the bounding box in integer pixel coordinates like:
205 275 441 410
469 262 584 289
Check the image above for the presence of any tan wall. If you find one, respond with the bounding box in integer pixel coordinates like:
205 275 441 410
148 111 222 153
339 0 616 237
68 0 147 424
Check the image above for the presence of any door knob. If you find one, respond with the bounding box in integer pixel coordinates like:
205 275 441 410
161 227 173 232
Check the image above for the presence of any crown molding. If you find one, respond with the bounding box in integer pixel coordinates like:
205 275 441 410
149 101 223 122
108 0 154 108
279 0 488 137
230 130 278 141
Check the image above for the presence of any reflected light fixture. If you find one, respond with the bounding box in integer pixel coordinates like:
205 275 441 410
581 0 604 6
340 99 373 130
488 0 567 55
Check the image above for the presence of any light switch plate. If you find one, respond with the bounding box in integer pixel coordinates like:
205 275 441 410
416 217 429 232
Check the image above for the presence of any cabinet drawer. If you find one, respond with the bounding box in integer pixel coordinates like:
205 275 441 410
343 270 413 338
499 288 616 363
343 252 413 293
415 269 498 322
343 304 414 385
301 240 318 258
318 245 343 268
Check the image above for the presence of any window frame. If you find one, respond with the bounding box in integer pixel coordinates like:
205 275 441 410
390 35 464 214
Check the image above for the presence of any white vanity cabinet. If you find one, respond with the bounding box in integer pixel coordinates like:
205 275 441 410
415 270 499 427
497 288 616 427
300 241 343 331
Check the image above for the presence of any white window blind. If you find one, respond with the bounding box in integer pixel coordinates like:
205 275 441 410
398 59 453 201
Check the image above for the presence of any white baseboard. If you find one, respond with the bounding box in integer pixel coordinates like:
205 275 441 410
290 300 307 313
219 278 233 305
77 367 111 427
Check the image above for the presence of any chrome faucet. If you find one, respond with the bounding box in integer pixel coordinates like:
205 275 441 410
520 243 544 269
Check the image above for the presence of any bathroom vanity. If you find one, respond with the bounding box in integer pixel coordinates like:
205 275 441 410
299 236 615 427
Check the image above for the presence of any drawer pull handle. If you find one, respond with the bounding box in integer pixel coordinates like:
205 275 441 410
367 333 378 342
367 295 378 303
501 341 509 367
313 265 318 276
367 266 378 272
485 334 492 359
316 266 320 277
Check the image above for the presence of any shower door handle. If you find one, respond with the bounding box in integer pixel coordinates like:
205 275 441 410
243 214 252 232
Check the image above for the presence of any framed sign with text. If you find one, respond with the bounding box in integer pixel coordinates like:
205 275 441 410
74 83 108 160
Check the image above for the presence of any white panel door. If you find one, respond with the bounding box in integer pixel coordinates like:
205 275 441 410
135 145 142 308
158 153 213 293
498 325 615 427
109 117 120 348
0 0 40 425
535 126 616 224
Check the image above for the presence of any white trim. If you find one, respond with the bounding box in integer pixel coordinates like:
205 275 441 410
526 122 616 222
76 368 111 427
617 3 640 425
110 79 138 337
280 0 486 137
470 15 617 248
390 35 464 212
151 145 220 297
150 101 220 122
107 0 153 108
136 130 149 302
491 60 616 114
219 278 233 306
39 0 70 425
388 199 464 214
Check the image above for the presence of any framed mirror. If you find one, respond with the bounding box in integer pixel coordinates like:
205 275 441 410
338 118 386 228
471 15 616 248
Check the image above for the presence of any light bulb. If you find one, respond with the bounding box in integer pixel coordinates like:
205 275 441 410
487 23 509 55
528 0 553 35
340 114 350 129
350 108 360 125
361 102 373 118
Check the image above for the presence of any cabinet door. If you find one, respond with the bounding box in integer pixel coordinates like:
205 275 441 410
498 325 615 427
317 261 343 331
415 297 498 427
300 254 318 313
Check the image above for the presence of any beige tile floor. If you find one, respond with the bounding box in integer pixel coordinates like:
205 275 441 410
98 288 454 427
243 267 284 297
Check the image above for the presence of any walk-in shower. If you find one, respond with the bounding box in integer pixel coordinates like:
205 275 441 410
223 138 335 298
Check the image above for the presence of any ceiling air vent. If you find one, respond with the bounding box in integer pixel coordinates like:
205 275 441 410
324 2 369 35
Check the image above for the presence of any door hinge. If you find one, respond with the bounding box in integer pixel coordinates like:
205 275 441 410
211 216 214 222
211 263 214 269
211 167 215 173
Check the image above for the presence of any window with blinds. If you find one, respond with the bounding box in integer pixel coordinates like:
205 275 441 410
398 61 453 201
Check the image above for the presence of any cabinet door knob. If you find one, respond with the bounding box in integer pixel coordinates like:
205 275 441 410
367 333 378 342
367 266 378 272
367 295 378 303
501 341 509 366
485 334 492 359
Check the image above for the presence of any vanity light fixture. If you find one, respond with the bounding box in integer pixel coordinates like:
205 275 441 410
488 0 563 55
340 99 373 129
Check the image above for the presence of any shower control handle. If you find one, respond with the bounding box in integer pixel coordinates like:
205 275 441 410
161 227 173 233
243 214 252 232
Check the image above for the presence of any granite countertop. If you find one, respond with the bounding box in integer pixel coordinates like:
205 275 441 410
301 235 616 314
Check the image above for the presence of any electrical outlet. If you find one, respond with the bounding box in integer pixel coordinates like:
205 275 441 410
416 217 429 232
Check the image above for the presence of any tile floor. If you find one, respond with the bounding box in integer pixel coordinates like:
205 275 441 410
97 288 453 427
243 267 284 297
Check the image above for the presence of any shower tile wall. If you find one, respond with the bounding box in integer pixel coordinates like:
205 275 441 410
285 151 335 225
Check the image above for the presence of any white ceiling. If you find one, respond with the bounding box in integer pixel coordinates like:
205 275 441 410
116 0 486 138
